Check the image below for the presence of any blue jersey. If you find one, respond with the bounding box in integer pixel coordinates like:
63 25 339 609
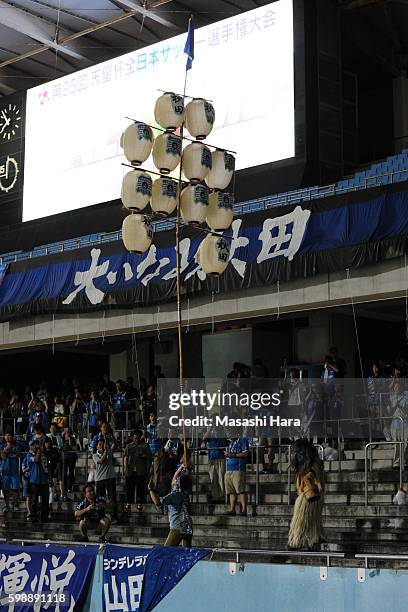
23 452 49 485
86 401 102 427
27 411 47 435
76 497 106 520
206 438 227 461
112 393 126 413
0 443 22 490
146 424 162 454
226 438 250 472
91 432 118 452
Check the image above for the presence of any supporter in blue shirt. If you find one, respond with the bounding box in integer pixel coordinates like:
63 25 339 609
91 422 119 452
0 432 23 512
74 483 111 543
27 412 47 437
24 440 49 521
163 431 183 464
321 356 336 385
86 391 103 436
145 412 162 455
111 381 127 430
225 436 250 516
203 430 227 502
162 466 193 548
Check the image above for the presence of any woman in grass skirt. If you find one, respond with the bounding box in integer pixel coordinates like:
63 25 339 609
288 439 324 550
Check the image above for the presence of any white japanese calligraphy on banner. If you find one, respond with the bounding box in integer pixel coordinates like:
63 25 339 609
61 208 309 307
0 547 96 612
103 548 150 612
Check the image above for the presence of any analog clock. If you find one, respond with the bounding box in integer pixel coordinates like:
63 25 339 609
0 103 22 141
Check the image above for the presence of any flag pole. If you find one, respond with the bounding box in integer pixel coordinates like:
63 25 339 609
177 15 194 468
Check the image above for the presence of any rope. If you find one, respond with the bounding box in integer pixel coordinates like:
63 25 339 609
52 313 55 355
101 311 106 345
75 313 80 347
277 279 280 319
346 268 364 379
156 305 161 342
211 291 215 334
131 310 143 426
405 254 408 344
185 297 190 334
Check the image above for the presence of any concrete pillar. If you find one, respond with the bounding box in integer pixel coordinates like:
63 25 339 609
153 335 178 378
126 338 151 387
330 313 356 377
109 351 127 382
183 332 203 378
393 75 408 153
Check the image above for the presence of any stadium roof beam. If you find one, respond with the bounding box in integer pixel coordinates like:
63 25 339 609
114 0 182 30
0 6 162 72
0 80 15 94
0 61 49 95
28 0 156 46
0 0 96 62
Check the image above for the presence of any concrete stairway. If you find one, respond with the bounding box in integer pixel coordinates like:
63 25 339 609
2 443 408 562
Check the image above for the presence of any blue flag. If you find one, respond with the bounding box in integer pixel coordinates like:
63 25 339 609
184 16 194 70
139 545 208 612
0 263 8 286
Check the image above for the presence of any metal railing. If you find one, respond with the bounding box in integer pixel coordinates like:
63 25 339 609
364 441 404 506
1 419 406 512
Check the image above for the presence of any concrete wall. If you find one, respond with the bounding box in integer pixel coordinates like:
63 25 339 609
153 561 408 612
85 554 408 612
109 351 127 382
0 256 406 352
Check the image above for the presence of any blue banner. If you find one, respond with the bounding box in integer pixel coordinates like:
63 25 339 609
103 545 151 612
0 543 98 612
139 546 209 612
1 187 408 317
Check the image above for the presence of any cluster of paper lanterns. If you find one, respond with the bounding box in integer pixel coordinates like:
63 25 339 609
120 92 236 276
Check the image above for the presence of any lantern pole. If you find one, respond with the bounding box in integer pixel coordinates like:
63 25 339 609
176 66 189 466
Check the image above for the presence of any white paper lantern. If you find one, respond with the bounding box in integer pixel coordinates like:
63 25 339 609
198 234 230 276
121 122 153 165
180 183 209 225
205 149 235 190
151 177 179 217
121 170 152 212
207 192 234 231
122 214 153 255
185 98 215 140
154 92 185 130
182 142 212 182
152 132 182 173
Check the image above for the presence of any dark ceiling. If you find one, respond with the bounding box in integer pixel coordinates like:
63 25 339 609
341 0 408 80
0 0 273 96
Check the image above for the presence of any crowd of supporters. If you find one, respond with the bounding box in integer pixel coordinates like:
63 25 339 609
0 349 407 545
